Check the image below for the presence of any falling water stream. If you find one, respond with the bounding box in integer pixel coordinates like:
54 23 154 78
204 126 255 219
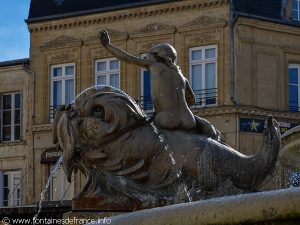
150 122 192 202
33 155 64 224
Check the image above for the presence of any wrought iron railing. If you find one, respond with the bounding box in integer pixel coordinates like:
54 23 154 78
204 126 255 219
138 96 153 111
192 88 217 107
49 105 65 120
138 88 218 111
289 101 300 112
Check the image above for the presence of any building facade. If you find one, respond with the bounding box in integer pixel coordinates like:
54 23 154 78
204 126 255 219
0 0 298 209
0 59 31 207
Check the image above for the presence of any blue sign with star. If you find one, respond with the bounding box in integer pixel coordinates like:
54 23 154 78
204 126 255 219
240 118 265 133
240 118 299 134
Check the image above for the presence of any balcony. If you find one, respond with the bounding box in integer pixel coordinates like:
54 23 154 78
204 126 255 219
49 89 218 120
49 105 64 120
138 95 153 111
138 88 218 111
192 88 217 107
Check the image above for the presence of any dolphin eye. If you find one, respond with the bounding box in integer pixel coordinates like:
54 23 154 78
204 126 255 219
92 105 104 119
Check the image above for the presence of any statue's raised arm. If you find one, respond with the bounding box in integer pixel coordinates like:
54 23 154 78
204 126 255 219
99 30 151 68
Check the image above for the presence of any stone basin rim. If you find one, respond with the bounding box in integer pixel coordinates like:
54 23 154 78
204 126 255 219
100 188 300 225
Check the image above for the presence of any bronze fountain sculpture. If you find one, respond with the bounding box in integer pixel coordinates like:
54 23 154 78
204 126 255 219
53 31 281 210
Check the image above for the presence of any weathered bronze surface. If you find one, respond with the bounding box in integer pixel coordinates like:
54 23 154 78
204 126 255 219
53 31 281 210
53 86 280 209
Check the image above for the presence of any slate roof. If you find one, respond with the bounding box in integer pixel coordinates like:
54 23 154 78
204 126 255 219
233 0 282 20
26 0 174 23
0 58 29 68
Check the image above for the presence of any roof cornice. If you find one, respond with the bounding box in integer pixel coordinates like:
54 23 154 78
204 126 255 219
26 0 174 23
27 0 230 33
0 58 29 68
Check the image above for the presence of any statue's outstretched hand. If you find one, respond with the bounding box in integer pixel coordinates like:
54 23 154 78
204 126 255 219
99 30 110 46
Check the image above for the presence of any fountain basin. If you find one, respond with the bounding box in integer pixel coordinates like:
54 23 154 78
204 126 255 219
280 125 300 171
102 188 300 225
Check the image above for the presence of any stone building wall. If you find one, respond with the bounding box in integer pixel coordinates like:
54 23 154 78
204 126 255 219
0 63 32 205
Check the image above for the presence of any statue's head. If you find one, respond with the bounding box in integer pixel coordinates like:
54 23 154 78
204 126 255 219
148 43 177 64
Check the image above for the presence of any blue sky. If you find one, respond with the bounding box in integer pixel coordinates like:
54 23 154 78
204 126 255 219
0 0 31 62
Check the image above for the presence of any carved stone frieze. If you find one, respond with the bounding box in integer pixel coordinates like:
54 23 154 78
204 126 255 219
132 23 176 38
137 23 176 33
179 16 227 32
90 47 119 58
85 29 128 46
106 29 128 38
189 33 216 43
41 35 82 49
186 15 226 26
46 52 76 64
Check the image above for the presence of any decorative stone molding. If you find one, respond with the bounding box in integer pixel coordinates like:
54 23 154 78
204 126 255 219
131 23 176 38
43 49 78 65
106 29 128 38
179 15 227 32
138 23 176 33
193 105 300 121
28 0 230 33
90 48 112 58
49 52 74 63
32 124 53 132
41 35 83 50
189 32 217 43
183 30 220 46
85 29 128 46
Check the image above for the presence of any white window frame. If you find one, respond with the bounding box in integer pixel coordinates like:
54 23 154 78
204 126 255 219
1 171 22 206
50 63 75 107
189 45 218 107
95 58 120 89
1 92 21 142
288 64 300 111
292 0 300 21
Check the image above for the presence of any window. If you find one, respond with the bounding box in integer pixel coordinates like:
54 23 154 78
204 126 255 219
50 63 75 113
0 171 22 206
49 165 74 201
1 93 21 142
292 0 300 21
140 54 153 111
95 58 120 89
189 46 217 107
288 64 300 112
140 69 153 111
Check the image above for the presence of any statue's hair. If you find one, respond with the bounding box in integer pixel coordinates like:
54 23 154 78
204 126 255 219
148 43 182 72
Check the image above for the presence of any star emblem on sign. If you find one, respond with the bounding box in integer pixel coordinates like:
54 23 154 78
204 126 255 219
250 119 259 131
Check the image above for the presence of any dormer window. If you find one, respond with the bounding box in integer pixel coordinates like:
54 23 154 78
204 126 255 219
292 0 300 21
